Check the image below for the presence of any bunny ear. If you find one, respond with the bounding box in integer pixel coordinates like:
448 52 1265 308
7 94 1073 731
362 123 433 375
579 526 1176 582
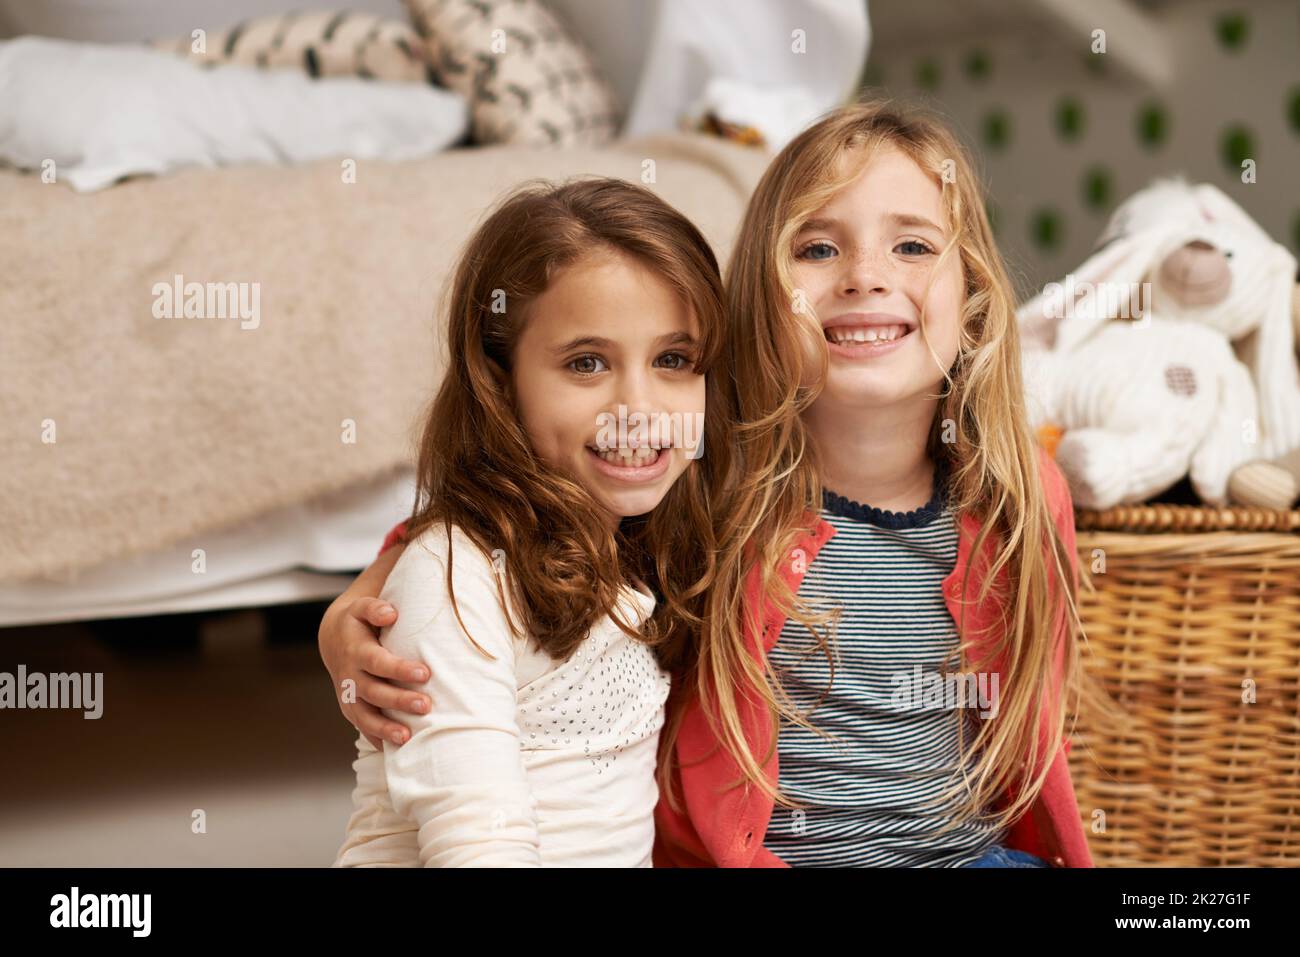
1017 225 1146 351
1191 186 1300 459
1238 245 1300 459
1019 179 1195 354
1050 231 1168 354
1191 183 1272 246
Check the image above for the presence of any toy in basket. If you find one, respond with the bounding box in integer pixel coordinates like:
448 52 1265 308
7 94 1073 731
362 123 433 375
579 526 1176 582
1018 178 1300 510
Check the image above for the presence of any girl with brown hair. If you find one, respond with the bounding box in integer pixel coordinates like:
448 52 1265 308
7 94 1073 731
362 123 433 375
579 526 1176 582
331 176 729 866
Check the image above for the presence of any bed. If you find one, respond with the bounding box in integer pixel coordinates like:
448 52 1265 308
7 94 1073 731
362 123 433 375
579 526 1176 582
0 0 874 626
0 134 770 625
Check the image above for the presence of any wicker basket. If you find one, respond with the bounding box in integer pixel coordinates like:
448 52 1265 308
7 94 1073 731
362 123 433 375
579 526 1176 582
1067 503 1300 867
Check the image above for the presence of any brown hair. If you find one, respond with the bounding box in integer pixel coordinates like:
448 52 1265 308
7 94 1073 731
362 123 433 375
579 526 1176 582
658 98 1116 838
404 177 731 672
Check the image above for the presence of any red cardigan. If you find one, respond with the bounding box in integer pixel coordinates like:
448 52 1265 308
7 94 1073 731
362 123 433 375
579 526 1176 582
652 445 1093 868
376 446 1094 868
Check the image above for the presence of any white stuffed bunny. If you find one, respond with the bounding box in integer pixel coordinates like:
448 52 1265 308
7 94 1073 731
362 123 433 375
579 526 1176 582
1019 178 1300 509
1020 315 1257 508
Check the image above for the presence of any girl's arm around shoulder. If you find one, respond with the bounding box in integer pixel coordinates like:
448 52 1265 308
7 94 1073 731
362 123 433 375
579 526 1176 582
378 522 542 867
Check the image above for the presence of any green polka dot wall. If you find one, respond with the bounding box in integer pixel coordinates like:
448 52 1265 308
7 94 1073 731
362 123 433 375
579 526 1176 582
1056 97 1085 140
1136 101 1170 150
1082 166 1113 211
916 59 940 91
1214 12 1249 51
964 50 991 82
982 110 1011 151
1220 125 1255 174
893 12 1296 259
1031 208 1063 252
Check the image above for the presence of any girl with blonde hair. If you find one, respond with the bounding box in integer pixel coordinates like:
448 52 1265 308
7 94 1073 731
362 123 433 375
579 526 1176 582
655 98 1108 867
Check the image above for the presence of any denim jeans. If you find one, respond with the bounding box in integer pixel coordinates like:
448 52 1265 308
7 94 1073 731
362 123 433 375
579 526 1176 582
963 844 1050 867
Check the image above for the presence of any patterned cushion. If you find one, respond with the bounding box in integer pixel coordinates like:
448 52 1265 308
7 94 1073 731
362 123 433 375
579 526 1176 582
403 0 619 146
152 10 433 85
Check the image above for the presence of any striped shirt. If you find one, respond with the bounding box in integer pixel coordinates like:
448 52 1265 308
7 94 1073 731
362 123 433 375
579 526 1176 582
761 465 1006 867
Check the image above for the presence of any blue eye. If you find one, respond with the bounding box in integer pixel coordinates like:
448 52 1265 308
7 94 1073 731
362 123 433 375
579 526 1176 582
569 355 607 375
797 241 837 261
897 240 934 256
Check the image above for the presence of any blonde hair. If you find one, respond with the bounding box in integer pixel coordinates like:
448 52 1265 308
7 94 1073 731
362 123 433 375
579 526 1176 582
658 98 1115 841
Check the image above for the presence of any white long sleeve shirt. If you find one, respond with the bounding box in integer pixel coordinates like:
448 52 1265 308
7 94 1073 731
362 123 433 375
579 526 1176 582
332 522 670 867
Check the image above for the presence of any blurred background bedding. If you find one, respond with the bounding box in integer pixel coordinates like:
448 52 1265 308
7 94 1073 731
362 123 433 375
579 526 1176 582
0 0 865 624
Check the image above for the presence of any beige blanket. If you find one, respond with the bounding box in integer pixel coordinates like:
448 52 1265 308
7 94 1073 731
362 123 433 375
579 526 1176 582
0 134 768 582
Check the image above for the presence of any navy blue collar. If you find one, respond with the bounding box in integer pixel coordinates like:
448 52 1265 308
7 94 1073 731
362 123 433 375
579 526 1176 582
822 461 949 530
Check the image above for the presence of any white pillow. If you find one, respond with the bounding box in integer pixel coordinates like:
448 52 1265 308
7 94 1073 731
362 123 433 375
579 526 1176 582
0 36 469 191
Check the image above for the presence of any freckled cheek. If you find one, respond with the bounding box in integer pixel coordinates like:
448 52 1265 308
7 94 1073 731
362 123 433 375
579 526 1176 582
792 268 836 319
788 267 833 366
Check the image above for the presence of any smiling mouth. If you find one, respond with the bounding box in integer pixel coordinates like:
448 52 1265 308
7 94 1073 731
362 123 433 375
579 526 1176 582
823 324 914 345
585 445 666 466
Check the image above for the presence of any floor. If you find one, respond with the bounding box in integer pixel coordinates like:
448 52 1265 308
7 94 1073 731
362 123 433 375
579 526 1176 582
0 602 362 866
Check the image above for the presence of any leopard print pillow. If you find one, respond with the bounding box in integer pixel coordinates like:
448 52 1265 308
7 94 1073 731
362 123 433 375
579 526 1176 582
403 0 620 146
152 10 433 85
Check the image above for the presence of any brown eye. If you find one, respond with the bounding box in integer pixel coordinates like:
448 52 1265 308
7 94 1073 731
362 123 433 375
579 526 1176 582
656 352 695 371
569 355 606 375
